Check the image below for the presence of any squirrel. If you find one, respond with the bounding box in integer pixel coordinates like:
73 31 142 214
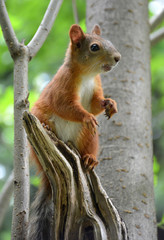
28 24 121 239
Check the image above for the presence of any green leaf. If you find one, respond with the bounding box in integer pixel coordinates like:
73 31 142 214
153 156 160 186
30 176 40 187
157 214 164 228
153 156 160 174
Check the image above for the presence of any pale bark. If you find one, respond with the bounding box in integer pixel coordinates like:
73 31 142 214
27 0 63 59
150 27 164 46
72 0 79 24
150 8 164 32
12 47 30 240
0 0 19 57
23 111 128 240
0 172 14 228
87 0 157 239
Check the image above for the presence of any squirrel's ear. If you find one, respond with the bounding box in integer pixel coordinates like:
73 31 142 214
92 24 101 36
69 24 85 44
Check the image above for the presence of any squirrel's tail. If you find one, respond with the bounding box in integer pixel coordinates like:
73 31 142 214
28 186 54 240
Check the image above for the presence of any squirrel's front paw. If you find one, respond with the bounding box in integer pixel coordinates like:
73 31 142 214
83 114 99 135
101 98 118 119
83 154 98 171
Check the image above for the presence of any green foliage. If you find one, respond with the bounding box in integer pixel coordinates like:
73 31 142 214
151 28 164 225
153 155 160 186
0 85 14 173
158 215 164 229
0 231 10 240
30 175 40 187
0 86 13 126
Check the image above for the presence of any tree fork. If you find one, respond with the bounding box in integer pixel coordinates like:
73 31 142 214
23 111 128 240
0 0 63 238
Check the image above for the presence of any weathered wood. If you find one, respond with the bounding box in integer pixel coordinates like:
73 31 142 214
23 111 128 240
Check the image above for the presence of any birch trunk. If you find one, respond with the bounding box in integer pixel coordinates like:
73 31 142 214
87 0 157 239
12 47 30 239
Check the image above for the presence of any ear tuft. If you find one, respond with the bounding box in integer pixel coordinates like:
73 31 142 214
92 24 101 36
69 24 85 44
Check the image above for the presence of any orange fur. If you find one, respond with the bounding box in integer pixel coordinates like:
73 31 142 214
31 24 120 186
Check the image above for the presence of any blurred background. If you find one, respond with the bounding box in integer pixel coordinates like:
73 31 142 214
0 0 163 239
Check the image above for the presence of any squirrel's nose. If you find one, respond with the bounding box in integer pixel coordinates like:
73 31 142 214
114 53 121 63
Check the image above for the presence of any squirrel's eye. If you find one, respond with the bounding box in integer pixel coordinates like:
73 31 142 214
90 44 100 52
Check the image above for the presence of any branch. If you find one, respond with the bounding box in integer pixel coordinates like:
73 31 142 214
23 111 128 240
11 51 30 240
0 0 20 57
72 0 79 24
150 27 164 46
27 0 63 59
0 171 14 227
150 8 164 32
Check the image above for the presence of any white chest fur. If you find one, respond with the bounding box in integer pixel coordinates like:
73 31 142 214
78 75 95 111
51 76 95 145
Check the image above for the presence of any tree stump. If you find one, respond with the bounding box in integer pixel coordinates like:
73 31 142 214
23 111 128 240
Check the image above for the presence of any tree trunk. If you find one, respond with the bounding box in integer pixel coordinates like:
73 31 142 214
23 111 128 240
87 0 157 239
12 47 30 240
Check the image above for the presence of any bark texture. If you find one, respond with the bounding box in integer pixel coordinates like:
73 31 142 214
23 111 128 240
87 0 157 239
12 46 30 239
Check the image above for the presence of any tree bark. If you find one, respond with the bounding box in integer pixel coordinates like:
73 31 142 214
12 46 30 240
87 0 157 239
23 111 128 240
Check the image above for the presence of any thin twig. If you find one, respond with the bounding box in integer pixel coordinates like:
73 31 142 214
150 27 164 46
0 0 20 57
27 0 63 59
72 0 79 24
0 172 14 227
150 8 164 32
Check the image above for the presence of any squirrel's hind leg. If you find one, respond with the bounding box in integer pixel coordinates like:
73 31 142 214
78 128 99 171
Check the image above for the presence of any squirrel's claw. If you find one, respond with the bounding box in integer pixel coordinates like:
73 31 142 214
102 98 118 119
41 123 52 131
104 111 111 120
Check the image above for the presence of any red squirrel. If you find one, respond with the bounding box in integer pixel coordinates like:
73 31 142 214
31 24 120 173
29 24 120 239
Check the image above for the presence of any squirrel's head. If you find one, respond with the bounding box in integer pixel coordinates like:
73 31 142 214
67 24 121 75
